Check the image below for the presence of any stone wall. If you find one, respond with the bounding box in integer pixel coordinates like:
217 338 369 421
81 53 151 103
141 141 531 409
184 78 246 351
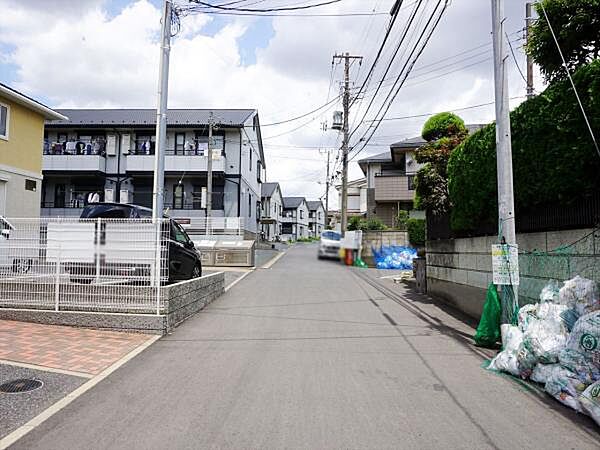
0 272 225 334
426 228 600 320
362 230 409 266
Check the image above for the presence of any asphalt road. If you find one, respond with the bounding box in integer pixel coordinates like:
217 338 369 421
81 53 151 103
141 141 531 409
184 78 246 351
12 244 600 449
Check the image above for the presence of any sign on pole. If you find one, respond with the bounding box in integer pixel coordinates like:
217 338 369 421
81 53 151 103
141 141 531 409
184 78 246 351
491 244 519 285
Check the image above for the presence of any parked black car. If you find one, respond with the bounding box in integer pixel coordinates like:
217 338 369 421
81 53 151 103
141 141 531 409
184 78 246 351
67 203 202 284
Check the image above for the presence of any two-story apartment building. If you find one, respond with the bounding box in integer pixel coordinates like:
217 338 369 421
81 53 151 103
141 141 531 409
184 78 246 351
281 197 309 241
307 201 325 237
260 182 283 241
0 83 66 218
42 109 265 238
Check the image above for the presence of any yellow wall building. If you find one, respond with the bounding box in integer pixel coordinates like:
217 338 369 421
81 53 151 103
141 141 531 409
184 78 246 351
0 83 66 217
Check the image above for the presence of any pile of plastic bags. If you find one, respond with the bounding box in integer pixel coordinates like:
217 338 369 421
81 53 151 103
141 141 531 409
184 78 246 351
488 275 600 424
371 245 417 270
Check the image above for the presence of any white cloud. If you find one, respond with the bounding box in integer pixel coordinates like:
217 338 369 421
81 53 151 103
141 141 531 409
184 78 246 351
0 0 535 208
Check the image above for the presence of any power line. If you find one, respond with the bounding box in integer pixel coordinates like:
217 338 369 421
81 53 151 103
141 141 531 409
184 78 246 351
261 95 340 126
187 0 342 12
191 10 388 16
506 31 527 84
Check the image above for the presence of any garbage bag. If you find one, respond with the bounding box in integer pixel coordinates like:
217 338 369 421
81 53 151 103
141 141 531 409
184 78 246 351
518 304 538 333
580 381 600 426
474 284 502 348
531 363 561 384
540 280 562 304
372 246 417 270
559 276 599 316
516 340 538 379
537 302 569 323
566 311 600 366
560 308 580 332
488 325 523 376
558 348 600 385
545 367 587 412
522 317 568 364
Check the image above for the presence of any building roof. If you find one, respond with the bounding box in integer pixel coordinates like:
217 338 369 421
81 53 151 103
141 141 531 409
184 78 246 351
306 200 323 211
46 108 256 127
261 182 280 198
390 124 486 149
356 151 392 164
283 197 306 209
0 82 67 121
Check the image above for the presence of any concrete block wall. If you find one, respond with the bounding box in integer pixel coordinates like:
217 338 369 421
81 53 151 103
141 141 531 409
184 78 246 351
426 228 600 320
362 231 409 266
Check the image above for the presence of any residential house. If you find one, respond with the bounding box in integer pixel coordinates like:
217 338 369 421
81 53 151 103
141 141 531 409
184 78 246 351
335 178 367 223
307 200 325 237
260 182 283 241
0 83 66 218
42 109 265 238
281 197 309 241
358 126 482 227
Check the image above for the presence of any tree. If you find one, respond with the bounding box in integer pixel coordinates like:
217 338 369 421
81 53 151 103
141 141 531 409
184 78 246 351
414 113 467 215
527 0 600 82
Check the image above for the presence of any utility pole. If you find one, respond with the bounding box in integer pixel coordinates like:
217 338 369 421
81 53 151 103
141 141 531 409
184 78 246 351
152 0 172 220
492 0 518 310
525 2 535 98
205 112 214 235
333 52 362 236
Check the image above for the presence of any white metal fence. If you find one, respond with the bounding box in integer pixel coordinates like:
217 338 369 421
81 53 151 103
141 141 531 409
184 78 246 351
183 217 245 240
0 217 170 314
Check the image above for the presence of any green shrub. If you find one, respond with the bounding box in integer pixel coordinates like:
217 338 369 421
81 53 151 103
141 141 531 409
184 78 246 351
347 216 362 231
395 210 409 230
447 59 600 231
407 218 426 246
421 112 467 142
363 218 387 231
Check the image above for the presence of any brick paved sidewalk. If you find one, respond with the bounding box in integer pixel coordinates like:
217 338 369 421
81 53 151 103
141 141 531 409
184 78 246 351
0 320 153 376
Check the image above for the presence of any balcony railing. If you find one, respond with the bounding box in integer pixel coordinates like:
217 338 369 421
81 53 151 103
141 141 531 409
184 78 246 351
44 139 106 156
126 150 225 172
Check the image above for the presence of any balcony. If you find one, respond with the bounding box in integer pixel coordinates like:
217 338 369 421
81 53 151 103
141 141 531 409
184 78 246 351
43 154 106 172
126 149 225 173
374 173 416 202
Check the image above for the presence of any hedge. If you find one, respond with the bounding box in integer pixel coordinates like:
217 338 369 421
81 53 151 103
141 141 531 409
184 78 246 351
448 59 600 231
407 218 426 246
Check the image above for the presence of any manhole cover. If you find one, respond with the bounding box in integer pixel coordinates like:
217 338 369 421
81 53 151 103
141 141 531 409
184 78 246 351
0 379 43 394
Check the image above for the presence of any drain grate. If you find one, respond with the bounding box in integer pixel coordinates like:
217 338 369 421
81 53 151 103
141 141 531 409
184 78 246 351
0 379 43 394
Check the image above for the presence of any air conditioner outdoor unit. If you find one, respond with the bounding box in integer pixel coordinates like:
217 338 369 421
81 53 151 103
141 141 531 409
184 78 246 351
119 190 130 204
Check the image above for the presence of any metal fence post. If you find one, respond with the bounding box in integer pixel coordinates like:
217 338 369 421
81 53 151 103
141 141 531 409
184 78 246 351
95 217 101 284
54 241 61 312
155 219 162 315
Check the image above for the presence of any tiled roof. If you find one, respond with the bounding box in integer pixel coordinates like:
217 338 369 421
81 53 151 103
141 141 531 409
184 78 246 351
306 201 323 211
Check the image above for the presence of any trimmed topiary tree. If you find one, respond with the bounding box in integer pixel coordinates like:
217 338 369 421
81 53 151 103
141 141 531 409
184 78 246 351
414 113 468 215
421 112 466 142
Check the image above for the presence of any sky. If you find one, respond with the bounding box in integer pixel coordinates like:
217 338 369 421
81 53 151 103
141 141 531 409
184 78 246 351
0 0 541 209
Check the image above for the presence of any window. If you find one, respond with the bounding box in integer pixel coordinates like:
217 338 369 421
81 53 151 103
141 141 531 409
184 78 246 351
257 161 261 181
248 194 252 217
173 184 184 209
300 209 304 219
172 222 190 245
194 131 224 157
282 223 293 234
134 132 156 155
175 133 185 155
0 103 9 139
25 179 37 192
408 175 416 191
249 149 252 171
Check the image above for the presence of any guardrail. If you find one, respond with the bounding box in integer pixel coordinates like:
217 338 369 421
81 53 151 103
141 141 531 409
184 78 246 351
0 217 170 314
